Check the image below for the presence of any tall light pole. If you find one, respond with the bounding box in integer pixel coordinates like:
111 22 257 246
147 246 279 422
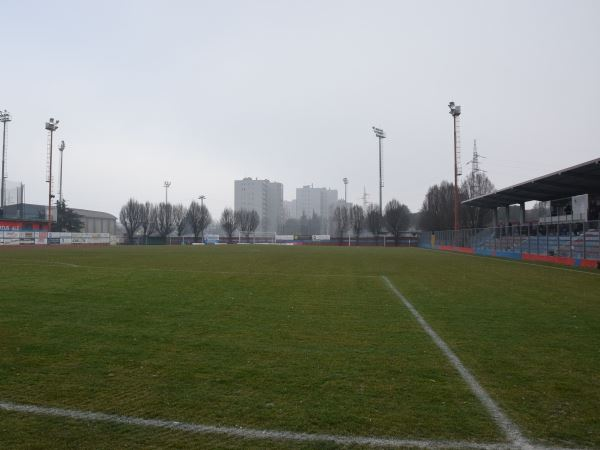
163 181 171 204
448 102 462 231
58 140 65 203
198 195 206 207
342 178 348 204
372 126 386 215
45 118 59 231
0 110 11 211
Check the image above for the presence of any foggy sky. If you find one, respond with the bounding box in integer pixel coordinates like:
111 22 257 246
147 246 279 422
1 0 599 218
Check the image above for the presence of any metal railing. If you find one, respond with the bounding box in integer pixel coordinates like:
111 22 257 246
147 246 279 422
421 220 600 261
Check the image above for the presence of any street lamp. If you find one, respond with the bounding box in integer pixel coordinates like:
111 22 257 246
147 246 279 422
0 110 11 210
58 140 66 203
372 126 386 215
448 102 462 231
163 181 171 204
342 178 348 204
45 118 59 231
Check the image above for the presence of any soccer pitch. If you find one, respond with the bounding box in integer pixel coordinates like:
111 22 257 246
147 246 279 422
1 246 599 449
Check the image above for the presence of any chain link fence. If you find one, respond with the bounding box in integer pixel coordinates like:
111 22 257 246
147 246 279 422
421 220 600 261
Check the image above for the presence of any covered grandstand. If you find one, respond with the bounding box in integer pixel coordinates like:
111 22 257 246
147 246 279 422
424 158 600 267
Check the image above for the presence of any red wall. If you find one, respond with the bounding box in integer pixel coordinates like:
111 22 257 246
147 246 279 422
0 220 48 231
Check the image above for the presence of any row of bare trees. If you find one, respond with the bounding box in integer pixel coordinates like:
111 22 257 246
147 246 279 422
332 199 411 245
419 172 495 231
120 199 212 243
219 208 260 243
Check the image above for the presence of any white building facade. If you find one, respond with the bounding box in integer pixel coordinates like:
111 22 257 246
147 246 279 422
234 178 284 233
295 185 338 233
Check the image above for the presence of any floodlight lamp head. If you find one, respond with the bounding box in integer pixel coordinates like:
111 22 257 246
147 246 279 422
59 141 65 151
45 117 59 131
449 102 461 116
372 127 386 138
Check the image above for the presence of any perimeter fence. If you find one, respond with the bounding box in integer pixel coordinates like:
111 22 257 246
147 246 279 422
420 220 600 262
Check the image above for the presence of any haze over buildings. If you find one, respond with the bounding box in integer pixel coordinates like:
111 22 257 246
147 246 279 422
234 178 283 233
1 1 599 218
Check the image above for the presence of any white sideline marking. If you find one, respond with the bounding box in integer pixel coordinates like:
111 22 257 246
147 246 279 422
0 400 511 449
381 276 532 450
3 261 377 279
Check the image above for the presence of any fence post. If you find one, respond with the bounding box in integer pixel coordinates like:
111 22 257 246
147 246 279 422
583 222 587 259
569 221 572 258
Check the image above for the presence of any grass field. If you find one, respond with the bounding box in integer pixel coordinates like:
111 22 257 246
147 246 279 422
1 245 599 449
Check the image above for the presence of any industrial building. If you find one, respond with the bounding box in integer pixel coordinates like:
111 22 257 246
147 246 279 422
0 203 117 234
234 178 284 233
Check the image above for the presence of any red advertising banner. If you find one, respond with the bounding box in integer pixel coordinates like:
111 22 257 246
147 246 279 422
0 221 23 231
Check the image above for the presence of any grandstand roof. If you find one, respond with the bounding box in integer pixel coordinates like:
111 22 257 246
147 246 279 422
463 157 600 208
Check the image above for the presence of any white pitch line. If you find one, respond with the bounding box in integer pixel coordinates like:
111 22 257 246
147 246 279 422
381 276 532 450
2 261 377 279
0 400 512 450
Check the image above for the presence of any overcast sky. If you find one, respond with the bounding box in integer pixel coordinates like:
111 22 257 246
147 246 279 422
1 0 599 218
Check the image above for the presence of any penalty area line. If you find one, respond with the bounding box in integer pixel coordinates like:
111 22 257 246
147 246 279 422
381 276 531 450
0 400 512 450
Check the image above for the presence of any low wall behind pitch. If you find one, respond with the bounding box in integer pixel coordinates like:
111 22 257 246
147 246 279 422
0 231 111 246
420 242 599 269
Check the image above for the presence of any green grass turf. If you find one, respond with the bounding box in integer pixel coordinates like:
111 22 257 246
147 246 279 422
0 245 599 448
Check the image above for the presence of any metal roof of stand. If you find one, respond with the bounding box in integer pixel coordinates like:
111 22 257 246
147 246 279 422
463 157 600 208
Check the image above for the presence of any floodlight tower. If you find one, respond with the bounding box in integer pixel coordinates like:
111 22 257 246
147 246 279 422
448 102 462 230
372 126 386 215
0 109 11 210
342 177 348 204
45 118 59 231
163 181 171 204
466 139 486 198
198 195 206 207
58 141 66 203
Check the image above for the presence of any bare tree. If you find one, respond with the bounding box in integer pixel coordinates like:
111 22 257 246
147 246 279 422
350 204 365 244
187 201 212 242
385 199 411 246
156 202 174 241
172 203 188 237
333 205 350 243
366 204 383 245
220 207 237 243
140 202 156 244
119 198 143 243
235 209 260 240
461 172 495 228
418 182 455 231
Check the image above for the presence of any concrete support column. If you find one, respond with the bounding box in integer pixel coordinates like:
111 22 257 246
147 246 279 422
519 202 526 225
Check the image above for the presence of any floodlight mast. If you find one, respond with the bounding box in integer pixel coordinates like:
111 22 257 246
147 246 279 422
198 195 206 207
448 102 461 231
45 118 59 232
58 140 65 203
0 110 11 210
372 126 386 215
163 181 171 204
342 177 348 204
